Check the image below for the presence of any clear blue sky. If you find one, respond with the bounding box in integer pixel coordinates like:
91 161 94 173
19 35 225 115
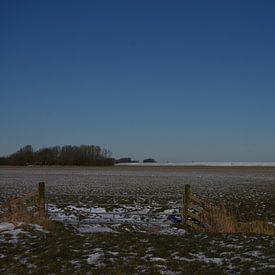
1 0 275 162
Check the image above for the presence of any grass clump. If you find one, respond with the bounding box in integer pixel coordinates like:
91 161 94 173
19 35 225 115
0 194 57 230
201 204 236 233
200 202 275 235
238 220 275 235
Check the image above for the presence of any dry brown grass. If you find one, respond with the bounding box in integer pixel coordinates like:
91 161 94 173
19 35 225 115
201 204 237 233
200 202 275 235
0 194 57 230
237 220 275 235
1 205 59 230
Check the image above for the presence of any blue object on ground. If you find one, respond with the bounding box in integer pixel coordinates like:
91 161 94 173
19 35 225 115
169 215 182 224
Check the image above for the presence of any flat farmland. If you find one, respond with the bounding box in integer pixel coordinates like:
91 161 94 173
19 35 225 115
0 166 275 274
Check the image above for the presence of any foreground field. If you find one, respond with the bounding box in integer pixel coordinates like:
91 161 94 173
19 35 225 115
0 166 275 274
1 222 275 274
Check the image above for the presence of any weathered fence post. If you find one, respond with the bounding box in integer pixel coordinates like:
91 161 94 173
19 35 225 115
183 184 191 226
38 182 45 217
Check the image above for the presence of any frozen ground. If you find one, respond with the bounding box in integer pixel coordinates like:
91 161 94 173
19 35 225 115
0 166 275 274
0 220 274 274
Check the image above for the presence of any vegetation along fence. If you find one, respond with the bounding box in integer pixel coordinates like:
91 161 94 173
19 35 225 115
0 182 46 222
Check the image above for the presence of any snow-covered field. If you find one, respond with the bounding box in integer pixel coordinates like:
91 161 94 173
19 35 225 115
0 166 275 274
117 161 275 167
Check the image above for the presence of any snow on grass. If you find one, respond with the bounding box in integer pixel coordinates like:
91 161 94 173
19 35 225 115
158 225 186 236
222 244 244 249
243 250 266 259
159 270 181 275
86 248 104 266
66 205 106 213
150 257 167 262
0 222 26 244
0 222 15 232
190 252 224 265
29 224 50 234
78 224 116 233
0 222 50 245
47 202 186 234
109 251 119 256
173 252 225 266
174 256 195 262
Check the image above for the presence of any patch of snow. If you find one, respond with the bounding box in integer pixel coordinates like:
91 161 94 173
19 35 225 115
190 252 224 265
158 225 186 236
0 222 15 232
66 205 106 213
223 244 244 249
109 251 119 256
78 224 116 233
8 228 26 243
150 257 167 262
174 256 194 262
0 223 27 244
87 249 103 266
29 224 50 234
70 260 79 264
244 251 266 259
160 270 181 275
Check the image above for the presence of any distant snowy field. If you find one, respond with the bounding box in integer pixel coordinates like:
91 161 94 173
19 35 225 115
116 161 275 167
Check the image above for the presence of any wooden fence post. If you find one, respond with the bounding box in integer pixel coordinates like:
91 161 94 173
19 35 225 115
38 182 45 217
184 184 191 226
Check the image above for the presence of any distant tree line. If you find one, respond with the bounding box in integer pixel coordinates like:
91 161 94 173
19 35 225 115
115 157 139 164
115 157 156 164
0 145 115 166
143 158 156 163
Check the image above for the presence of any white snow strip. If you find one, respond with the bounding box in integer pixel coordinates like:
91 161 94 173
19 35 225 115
116 161 275 167
150 257 167 262
174 256 195 262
